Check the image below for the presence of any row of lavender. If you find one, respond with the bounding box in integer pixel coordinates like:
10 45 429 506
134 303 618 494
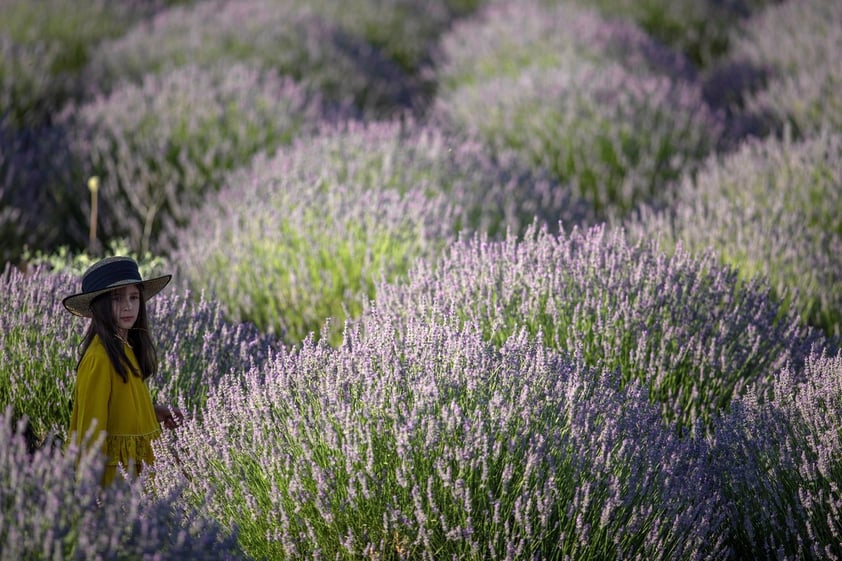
0 0 724 259
2 229 840 558
195 0 842 339
0 0 769 130
3 0 841 340
431 0 842 336
0 2 824 241
0 0 462 261
1 0 841 558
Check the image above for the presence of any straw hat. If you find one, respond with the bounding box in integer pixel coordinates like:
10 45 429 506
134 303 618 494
62 256 172 318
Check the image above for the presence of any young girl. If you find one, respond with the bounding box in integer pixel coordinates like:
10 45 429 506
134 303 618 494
63 256 183 486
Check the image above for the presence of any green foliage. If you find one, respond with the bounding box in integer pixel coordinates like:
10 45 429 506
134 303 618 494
22 238 170 278
0 323 76 444
185 184 439 347
0 266 80 442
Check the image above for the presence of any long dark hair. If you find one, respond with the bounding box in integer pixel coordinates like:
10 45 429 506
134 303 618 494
76 284 159 383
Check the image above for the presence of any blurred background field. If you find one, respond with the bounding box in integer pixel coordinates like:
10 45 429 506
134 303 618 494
1 0 841 559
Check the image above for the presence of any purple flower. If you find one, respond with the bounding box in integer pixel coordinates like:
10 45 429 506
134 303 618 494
433 1 723 220
370 222 821 428
627 129 842 337
174 120 581 345
0 406 245 559
151 311 726 559
712 348 842 558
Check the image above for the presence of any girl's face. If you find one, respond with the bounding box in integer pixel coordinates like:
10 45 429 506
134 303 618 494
111 284 141 336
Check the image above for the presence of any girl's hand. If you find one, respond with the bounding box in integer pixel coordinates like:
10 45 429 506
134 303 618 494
154 404 184 430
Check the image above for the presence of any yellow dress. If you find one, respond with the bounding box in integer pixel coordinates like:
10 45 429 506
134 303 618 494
69 335 161 486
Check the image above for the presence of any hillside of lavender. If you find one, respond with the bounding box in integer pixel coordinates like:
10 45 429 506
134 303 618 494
2 0 841 559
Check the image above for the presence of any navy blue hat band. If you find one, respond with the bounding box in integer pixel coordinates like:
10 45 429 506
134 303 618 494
63 256 172 317
82 260 142 293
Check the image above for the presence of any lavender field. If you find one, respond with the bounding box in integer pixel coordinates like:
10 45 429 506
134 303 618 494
1 0 841 559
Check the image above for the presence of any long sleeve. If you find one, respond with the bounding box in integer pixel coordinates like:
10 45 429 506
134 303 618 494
69 342 112 454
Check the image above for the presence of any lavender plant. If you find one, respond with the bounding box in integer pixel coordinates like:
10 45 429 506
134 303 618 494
370 223 819 428
175 120 583 346
711 349 842 559
726 0 842 137
436 1 698 93
300 0 468 75
0 0 163 128
434 3 723 221
84 0 422 117
1 87 117 264
564 0 779 68
0 261 274 444
437 61 721 220
626 129 842 338
149 286 277 416
152 314 727 560
0 265 78 442
0 407 246 560
57 62 337 255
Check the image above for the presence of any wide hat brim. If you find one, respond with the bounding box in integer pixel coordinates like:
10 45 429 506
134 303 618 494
62 275 172 318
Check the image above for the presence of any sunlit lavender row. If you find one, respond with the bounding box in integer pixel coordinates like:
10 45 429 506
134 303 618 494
173 120 581 346
433 0 723 221
627 129 842 337
371 223 824 428
151 312 728 560
726 0 842 137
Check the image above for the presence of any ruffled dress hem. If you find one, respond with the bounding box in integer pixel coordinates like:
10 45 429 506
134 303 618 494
103 428 161 467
